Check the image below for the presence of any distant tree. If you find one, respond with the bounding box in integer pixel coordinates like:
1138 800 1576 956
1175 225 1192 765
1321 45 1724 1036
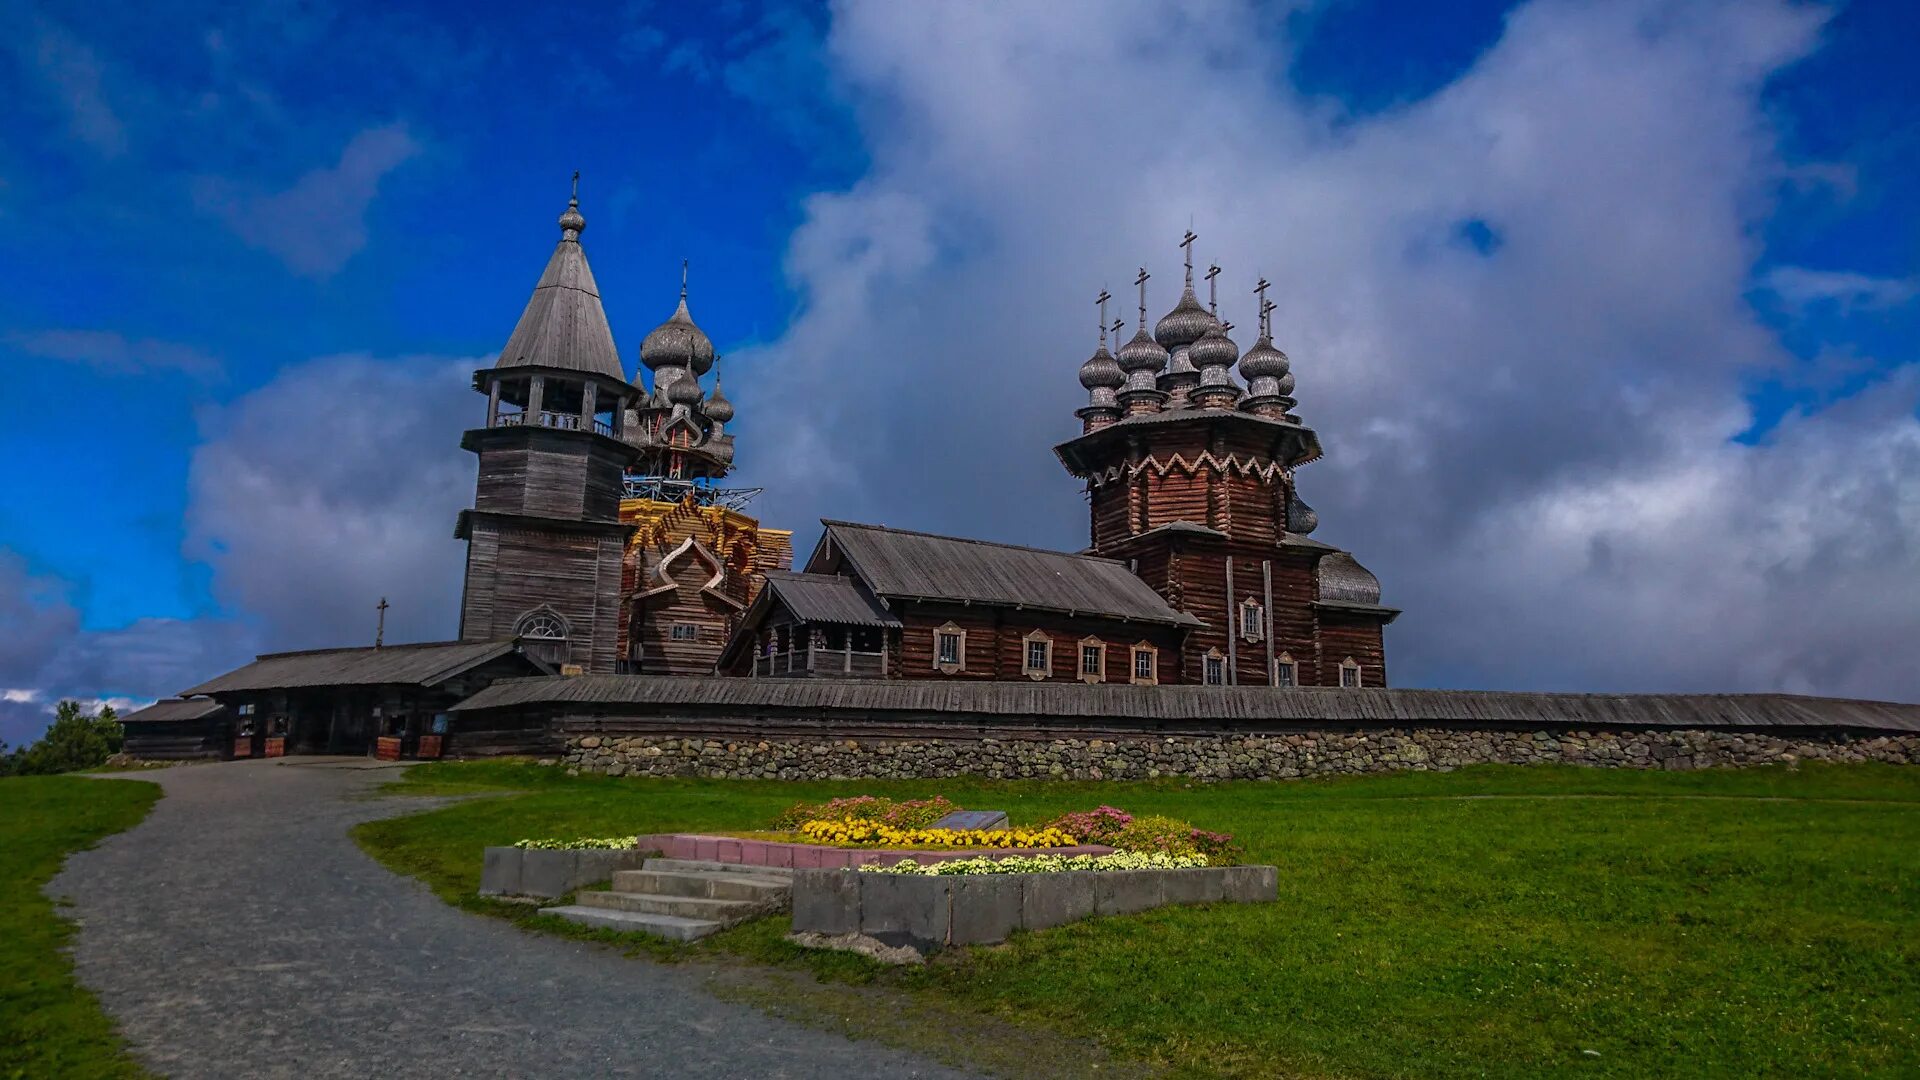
8 701 124 776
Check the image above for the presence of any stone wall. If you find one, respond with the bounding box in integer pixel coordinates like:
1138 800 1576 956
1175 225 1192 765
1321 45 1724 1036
560 726 1919 781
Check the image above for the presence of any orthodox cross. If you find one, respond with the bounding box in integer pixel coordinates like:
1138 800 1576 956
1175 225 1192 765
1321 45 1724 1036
1180 230 1198 286
1205 263 1221 315
1111 317 1126 342
680 258 689 298
374 597 389 649
1134 268 1151 327
1095 288 1111 346
570 170 579 199
1254 278 1272 336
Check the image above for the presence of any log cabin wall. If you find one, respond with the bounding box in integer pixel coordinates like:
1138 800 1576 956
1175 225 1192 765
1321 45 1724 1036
891 603 1184 684
458 518 629 672
1316 610 1389 688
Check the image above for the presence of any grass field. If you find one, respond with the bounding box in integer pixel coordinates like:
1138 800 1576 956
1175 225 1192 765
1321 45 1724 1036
357 762 1920 1078
0 775 159 1080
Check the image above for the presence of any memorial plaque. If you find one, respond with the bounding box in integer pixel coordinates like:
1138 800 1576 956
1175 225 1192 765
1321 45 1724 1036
932 809 1009 831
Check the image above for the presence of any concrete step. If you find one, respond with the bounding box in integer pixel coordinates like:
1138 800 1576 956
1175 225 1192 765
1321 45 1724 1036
576 890 762 920
538 905 724 942
612 869 791 901
643 857 797 878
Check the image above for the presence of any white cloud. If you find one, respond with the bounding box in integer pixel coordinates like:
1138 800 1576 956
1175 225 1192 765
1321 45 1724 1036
1761 266 1919 313
9 329 223 380
21 16 127 157
715 0 1920 700
184 353 479 651
193 122 421 278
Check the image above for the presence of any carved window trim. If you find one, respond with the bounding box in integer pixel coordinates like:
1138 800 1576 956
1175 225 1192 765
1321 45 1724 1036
934 622 967 675
1022 629 1053 681
1203 648 1226 686
1274 652 1298 689
1340 656 1363 688
515 607 569 641
1078 637 1106 684
1239 597 1265 643
1130 642 1158 686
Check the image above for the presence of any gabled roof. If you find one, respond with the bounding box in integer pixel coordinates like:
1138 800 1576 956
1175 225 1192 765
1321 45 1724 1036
121 698 228 724
494 228 626 381
811 520 1202 628
181 639 539 695
760 571 902 628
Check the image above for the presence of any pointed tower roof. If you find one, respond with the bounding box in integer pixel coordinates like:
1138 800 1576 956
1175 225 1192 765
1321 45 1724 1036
493 178 626 382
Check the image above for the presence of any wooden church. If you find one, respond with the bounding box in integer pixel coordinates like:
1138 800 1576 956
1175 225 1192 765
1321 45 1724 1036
149 190 1395 761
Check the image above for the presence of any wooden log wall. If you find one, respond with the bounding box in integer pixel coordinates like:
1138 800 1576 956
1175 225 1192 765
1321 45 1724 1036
892 604 1183 684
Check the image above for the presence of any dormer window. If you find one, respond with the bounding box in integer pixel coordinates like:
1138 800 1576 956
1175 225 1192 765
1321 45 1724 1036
1274 652 1297 688
934 623 967 675
1023 630 1053 680
1340 657 1363 688
1239 598 1265 642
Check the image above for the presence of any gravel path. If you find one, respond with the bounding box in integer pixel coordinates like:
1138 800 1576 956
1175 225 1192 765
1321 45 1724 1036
50 758 978 1079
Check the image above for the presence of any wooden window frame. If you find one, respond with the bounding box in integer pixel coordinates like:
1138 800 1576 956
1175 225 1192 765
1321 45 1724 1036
1274 652 1298 688
1340 656 1363 688
1239 597 1265 643
1022 629 1053 681
1203 649 1226 686
1078 637 1106 684
1130 642 1157 686
669 623 698 641
933 622 967 675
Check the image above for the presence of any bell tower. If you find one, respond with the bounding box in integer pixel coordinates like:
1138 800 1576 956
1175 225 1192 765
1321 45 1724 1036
455 178 640 672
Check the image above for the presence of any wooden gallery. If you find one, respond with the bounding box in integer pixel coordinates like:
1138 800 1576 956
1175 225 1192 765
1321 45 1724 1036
125 197 1395 760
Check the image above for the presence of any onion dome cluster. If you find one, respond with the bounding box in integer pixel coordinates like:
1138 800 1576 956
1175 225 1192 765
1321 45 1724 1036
640 294 715 377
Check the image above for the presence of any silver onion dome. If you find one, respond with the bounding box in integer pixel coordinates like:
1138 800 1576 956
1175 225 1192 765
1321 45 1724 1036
1190 322 1239 371
1116 326 1169 373
557 197 586 238
1154 286 1216 350
1287 491 1319 536
1238 332 1290 381
1078 342 1125 389
640 295 716 375
704 380 734 422
666 366 703 406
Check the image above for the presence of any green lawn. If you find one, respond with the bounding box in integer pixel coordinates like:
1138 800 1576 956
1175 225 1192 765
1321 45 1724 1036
357 762 1920 1078
0 776 159 1080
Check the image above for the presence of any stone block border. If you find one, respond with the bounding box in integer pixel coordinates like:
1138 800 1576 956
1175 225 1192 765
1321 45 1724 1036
792 864 1278 951
633 833 1115 870
478 847 651 898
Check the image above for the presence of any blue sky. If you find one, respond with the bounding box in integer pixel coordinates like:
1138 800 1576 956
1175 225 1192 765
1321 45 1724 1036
3 0 1917 745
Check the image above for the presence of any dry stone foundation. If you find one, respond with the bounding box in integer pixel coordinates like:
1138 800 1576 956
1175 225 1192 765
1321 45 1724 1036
560 727 1919 781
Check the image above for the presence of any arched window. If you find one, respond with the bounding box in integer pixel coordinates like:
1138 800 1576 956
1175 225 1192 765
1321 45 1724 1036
1340 656 1363 688
1239 597 1265 642
515 609 570 667
1273 652 1298 688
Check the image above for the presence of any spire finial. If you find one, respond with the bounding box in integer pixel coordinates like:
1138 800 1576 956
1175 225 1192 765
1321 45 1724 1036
1134 268 1150 327
1180 230 1197 287
1096 288 1112 347
1205 264 1221 316
680 258 689 299
1254 278 1271 336
558 171 586 237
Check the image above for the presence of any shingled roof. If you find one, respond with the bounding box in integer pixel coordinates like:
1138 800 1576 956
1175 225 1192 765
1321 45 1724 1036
758 572 902 628
450 676 1920 733
493 202 626 381
181 639 536 695
120 698 228 724
811 521 1202 628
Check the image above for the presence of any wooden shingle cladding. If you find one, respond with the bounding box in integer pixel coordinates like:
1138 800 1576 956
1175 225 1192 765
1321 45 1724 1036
465 426 631 521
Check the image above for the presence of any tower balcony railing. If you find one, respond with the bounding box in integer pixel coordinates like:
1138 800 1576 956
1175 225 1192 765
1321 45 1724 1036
491 410 599 432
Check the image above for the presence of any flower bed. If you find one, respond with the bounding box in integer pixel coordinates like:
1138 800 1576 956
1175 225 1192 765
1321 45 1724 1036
862 851 1208 876
772 795 957 830
511 835 638 851
797 820 1077 849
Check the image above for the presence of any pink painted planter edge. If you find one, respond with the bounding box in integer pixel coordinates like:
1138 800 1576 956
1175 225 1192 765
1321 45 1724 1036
635 833 1115 869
